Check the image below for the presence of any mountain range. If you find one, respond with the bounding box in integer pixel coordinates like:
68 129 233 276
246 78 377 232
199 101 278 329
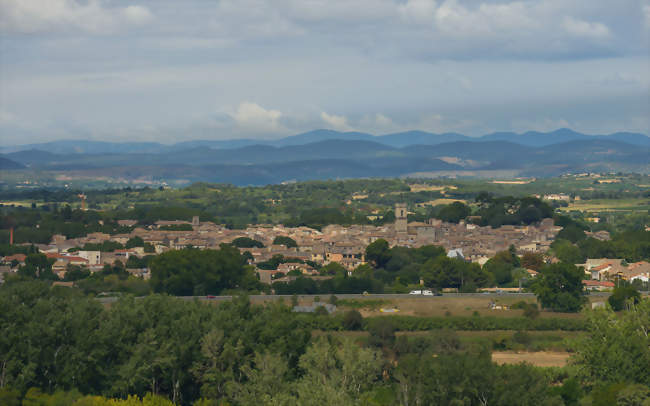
1 129 648 185
2 128 649 155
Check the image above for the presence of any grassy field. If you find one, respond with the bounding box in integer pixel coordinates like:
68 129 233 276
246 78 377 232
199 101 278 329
559 198 650 213
252 295 605 319
492 351 570 367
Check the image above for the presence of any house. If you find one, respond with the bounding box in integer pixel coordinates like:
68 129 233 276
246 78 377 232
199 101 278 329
447 248 464 260
2 253 26 265
582 280 615 291
526 269 539 278
77 250 101 265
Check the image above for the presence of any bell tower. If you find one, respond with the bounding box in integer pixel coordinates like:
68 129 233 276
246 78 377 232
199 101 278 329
395 203 407 234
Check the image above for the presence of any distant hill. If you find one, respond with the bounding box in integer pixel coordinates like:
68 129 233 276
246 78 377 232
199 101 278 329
482 128 650 147
3 128 648 155
0 156 26 170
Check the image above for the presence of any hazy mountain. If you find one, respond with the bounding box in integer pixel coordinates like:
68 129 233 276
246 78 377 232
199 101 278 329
378 131 470 147
0 156 25 170
4 128 648 155
482 128 650 147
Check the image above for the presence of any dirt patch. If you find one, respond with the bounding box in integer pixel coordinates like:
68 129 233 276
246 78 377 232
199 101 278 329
491 351 570 367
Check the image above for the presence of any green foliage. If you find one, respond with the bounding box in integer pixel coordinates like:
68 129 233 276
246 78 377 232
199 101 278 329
342 310 363 330
473 195 554 228
435 201 471 223
365 239 390 268
532 263 587 312
608 285 641 311
367 319 396 347
230 237 264 248
150 246 258 295
572 299 650 388
125 236 145 248
272 236 297 248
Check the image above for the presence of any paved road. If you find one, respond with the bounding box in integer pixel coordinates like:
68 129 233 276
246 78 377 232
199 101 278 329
96 291 613 304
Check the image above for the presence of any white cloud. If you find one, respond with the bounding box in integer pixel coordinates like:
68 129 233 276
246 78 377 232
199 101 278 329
231 102 284 133
320 112 352 131
123 5 153 25
563 16 610 39
0 0 153 34
398 0 437 24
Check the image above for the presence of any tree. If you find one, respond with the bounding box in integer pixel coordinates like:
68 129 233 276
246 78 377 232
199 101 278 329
365 239 390 268
532 263 586 312
608 285 641 311
231 237 264 248
436 201 471 223
150 246 254 295
367 319 396 348
551 239 586 264
272 236 297 248
342 310 363 330
572 300 650 387
521 252 545 271
125 236 145 248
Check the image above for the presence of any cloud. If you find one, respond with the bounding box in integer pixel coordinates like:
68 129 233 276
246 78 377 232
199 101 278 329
0 0 153 34
398 0 437 23
320 112 352 131
123 5 153 25
231 102 284 133
563 16 610 39
643 4 650 29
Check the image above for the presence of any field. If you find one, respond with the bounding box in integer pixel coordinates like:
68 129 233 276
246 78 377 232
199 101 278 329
559 198 650 213
492 351 570 367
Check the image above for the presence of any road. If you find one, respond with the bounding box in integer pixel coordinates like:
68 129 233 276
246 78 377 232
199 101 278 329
96 291 613 304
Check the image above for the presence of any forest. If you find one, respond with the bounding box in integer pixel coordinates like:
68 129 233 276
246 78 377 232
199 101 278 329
0 281 648 405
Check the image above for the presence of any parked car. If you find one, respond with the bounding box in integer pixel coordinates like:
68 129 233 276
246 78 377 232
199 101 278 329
409 290 422 295
422 290 433 296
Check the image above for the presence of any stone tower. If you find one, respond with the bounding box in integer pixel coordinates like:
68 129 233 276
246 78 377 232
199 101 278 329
395 203 407 234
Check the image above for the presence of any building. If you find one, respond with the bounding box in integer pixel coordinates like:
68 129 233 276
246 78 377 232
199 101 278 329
395 203 407 234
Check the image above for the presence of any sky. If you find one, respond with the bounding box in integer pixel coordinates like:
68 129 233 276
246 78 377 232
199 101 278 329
0 0 649 145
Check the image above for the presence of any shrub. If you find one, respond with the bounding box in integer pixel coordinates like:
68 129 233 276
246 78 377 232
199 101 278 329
523 305 540 319
608 286 641 311
342 309 363 330
367 319 396 348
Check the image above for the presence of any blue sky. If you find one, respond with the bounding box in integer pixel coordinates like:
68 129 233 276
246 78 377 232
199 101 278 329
0 0 648 144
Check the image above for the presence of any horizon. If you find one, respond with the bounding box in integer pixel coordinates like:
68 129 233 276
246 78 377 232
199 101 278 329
2 127 649 148
1 0 649 145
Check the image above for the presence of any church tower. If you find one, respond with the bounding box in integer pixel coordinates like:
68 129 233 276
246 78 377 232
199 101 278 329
395 203 407 234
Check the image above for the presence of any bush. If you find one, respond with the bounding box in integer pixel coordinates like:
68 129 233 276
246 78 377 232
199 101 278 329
512 330 532 346
314 306 329 316
608 286 641 311
367 319 396 348
523 305 540 320
342 310 363 330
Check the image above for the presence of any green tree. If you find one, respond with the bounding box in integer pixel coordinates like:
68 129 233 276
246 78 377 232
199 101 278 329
436 201 471 223
608 285 641 311
272 236 297 248
231 237 264 248
125 236 145 248
532 263 587 312
365 239 390 268
150 246 254 295
342 310 363 330
572 299 650 387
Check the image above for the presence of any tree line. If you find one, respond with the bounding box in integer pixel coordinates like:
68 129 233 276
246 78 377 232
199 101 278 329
0 282 648 405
